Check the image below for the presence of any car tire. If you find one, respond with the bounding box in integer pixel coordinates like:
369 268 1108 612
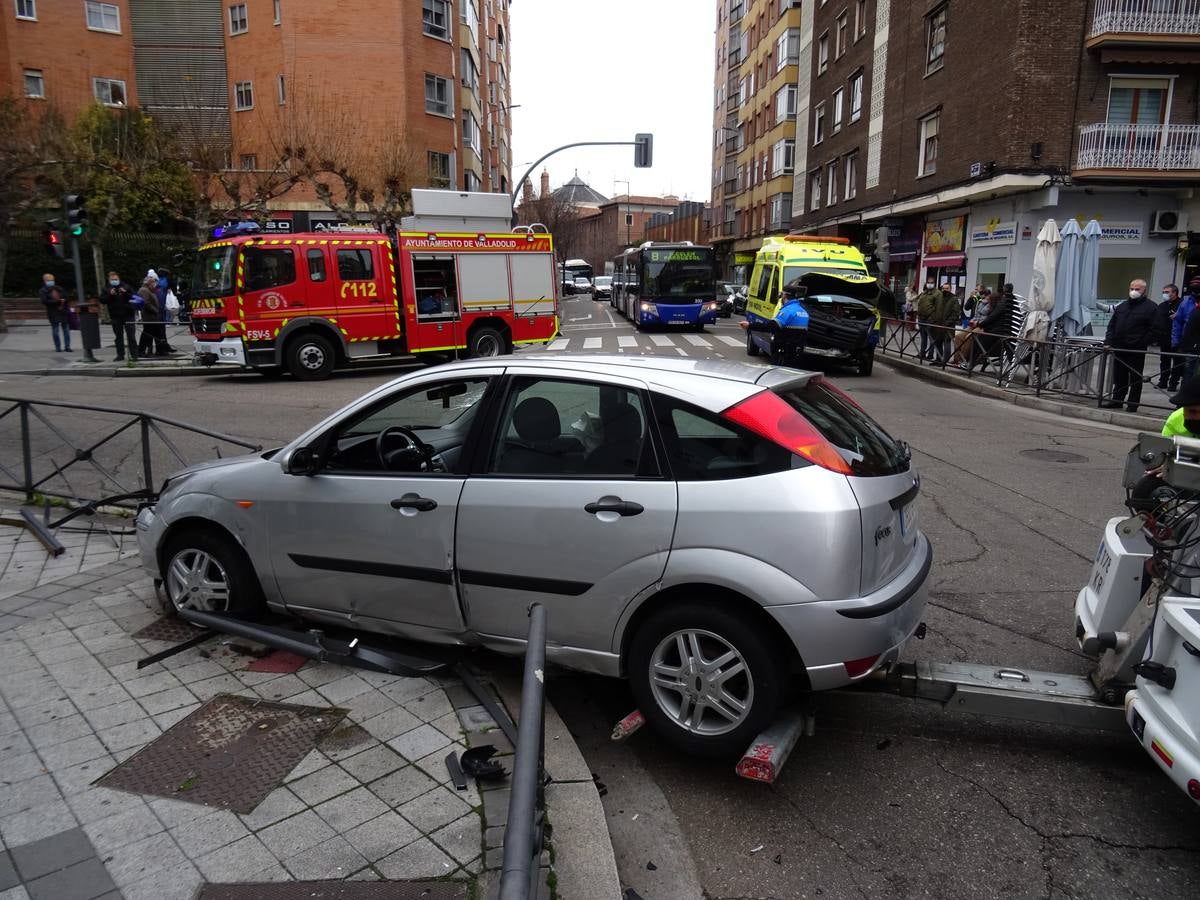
467 325 507 358
858 348 875 376
628 600 788 758
286 333 335 381
746 326 760 357
161 528 265 620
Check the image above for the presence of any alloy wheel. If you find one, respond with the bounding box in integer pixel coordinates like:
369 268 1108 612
166 548 231 613
299 343 327 370
648 629 754 736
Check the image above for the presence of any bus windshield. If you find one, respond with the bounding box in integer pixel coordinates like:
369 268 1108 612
641 248 715 303
192 245 237 299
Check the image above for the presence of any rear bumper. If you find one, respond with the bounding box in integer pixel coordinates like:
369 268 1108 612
1126 690 1200 805
767 532 931 691
194 337 245 366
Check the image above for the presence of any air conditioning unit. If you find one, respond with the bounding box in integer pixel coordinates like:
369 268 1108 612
1152 210 1190 234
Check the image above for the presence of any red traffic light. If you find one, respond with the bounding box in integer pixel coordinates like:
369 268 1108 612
42 227 65 259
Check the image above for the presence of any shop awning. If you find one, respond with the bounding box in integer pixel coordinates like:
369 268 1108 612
923 252 966 267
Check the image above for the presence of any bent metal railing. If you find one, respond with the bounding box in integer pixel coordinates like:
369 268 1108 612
879 319 1192 416
499 602 549 900
0 396 262 519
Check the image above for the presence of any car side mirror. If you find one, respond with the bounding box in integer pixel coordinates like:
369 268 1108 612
283 446 319 476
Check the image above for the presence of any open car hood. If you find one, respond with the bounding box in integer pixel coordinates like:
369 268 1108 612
791 272 880 305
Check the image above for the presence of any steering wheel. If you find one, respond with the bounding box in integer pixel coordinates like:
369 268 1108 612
376 425 435 472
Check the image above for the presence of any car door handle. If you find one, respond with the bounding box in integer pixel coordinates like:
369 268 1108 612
390 494 437 512
584 499 644 517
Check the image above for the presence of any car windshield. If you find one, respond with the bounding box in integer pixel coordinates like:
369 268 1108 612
192 246 237 299
777 381 909 477
782 265 870 284
594 277 612 287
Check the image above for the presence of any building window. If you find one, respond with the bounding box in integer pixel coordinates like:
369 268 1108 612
228 3 247 34
464 170 481 192
836 12 848 58
817 32 829 73
771 139 795 176
277 74 286 104
845 151 858 199
826 161 838 206
775 84 797 123
769 193 792 230
234 80 253 111
918 111 940 176
855 0 867 39
428 151 451 188
460 0 480 31
463 111 481 155
273 0 280 24
424 73 452 116
832 88 844 132
849 70 863 122
423 0 450 39
239 154 257 170
926 4 947 75
92 77 126 106
809 170 821 211
813 102 826 145
85 1 120 32
461 49 479 96
23 68 44 98
16 0 35 20
775 27 799 72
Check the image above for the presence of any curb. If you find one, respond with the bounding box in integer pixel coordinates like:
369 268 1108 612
1 364 226 378
877 353 1164 431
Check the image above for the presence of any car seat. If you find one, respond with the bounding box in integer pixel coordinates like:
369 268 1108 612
584 402 643 475
496 396 586 474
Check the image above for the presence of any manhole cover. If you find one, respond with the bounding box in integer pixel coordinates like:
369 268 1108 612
1019 448 1088 464
131 615 204 643
97 694 345 813
197 884 468 899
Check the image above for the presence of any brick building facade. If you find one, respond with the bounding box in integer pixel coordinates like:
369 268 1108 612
3 0 514 230
645 201 712 245
788 0 1198 303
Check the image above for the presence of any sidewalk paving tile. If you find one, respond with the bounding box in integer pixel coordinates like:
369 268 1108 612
387 723 452 762
367 766 437 809
193 834 280 883
119 862 203 900
313 787 389 833
83 803 163 854
256 809 336 860
375 836 456 880
343 812 420 863
170 810 249 857
236 788 305 832
288 765 359 807
397 787 473 835
430 814 483 867
0 799 78 846
281 835 366 881
359 706 422 743
24 856 115 900
102 830 187 888
339 744 406 784
8 828 93 881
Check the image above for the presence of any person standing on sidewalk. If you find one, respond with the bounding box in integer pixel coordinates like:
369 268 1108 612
38 274 71 352
1102 279 1157 412
1154 284 1182 391
101 271 137 361
915 279 941 361
931 282 960 367
135 275 169 357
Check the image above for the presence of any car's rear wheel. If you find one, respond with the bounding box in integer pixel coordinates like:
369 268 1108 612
628 600 788 757
162 529 264 619
467 325 507 358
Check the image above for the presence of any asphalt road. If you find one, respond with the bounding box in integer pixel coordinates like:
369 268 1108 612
2 295 1198 898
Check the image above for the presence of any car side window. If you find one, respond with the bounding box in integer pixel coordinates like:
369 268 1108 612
337 249 375 281
243 247 296 291
651 393 795 481
322 377 490 474
755 264 775 302
489 377 656 478
307 249 326 283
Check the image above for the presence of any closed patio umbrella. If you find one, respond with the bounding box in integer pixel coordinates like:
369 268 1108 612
1077 219 1103 333
1023 218 1061 341
1052 218 1083 336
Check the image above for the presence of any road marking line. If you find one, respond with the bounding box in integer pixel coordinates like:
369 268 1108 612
583 337 603 350
716 335 743 347
650 335 674 347
684 334 711 347
618 336 638 348
676 348 688 356
548 338 569 351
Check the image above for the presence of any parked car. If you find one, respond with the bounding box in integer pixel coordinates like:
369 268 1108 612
731 284 749 315
573 276 592 293
561 278 576 296
716 282 742 318
592 276 613 302
137 356 928 756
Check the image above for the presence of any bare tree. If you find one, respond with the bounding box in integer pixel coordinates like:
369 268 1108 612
517 190 584 266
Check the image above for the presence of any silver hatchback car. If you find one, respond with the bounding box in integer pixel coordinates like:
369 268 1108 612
137 355 929 755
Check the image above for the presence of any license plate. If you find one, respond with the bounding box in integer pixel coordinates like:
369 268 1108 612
1130 708 1146 741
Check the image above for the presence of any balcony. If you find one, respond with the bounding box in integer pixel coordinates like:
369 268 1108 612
1088 0 1200 49
1075 122 1200 177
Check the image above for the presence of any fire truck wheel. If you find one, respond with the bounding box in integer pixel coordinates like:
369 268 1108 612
286 333 335 380
467 326 507 358
161 528 265 620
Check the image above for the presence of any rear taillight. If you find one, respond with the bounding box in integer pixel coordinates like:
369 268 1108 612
843 654 881 678
722 390 852 474
1188 779 1200 802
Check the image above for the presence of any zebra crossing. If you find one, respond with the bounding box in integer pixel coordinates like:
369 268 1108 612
532 330 747 358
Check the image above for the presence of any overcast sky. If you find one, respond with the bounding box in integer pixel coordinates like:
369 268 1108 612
508 0 716 203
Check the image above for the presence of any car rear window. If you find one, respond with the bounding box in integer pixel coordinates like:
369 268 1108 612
651 394 798 481
776 381 909 477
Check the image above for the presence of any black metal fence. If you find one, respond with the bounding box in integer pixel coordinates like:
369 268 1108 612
879 318 1190 416
0 396 262 511
499 603 549 900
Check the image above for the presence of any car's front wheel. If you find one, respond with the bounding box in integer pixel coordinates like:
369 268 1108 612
162 529 265 619
628 600 788 757
745 326 760 357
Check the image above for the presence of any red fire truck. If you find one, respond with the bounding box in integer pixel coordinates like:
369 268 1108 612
190 226 559 380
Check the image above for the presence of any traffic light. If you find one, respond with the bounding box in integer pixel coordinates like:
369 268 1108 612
42 222 65 259
634 133 653 168
65 194 87 237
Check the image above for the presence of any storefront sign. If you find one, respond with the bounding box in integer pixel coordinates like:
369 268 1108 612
969 219 1017 247
734 252 756 265
1098 222 1143 244
924 216 966 254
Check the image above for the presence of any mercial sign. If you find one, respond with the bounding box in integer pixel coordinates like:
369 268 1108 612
1098 222 1142 244
969 220 1017 247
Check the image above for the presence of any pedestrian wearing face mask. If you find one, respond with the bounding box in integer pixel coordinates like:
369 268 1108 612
100 270 138 361
915 279 942 361
1154 284 1182 392
1162 378 1200 439
38 273 71 352
1102 278 1157 411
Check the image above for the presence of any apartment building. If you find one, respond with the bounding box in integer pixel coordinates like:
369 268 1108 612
2 0 514 230
790 0 1199 303
709 0 805 281
645 201 712 245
